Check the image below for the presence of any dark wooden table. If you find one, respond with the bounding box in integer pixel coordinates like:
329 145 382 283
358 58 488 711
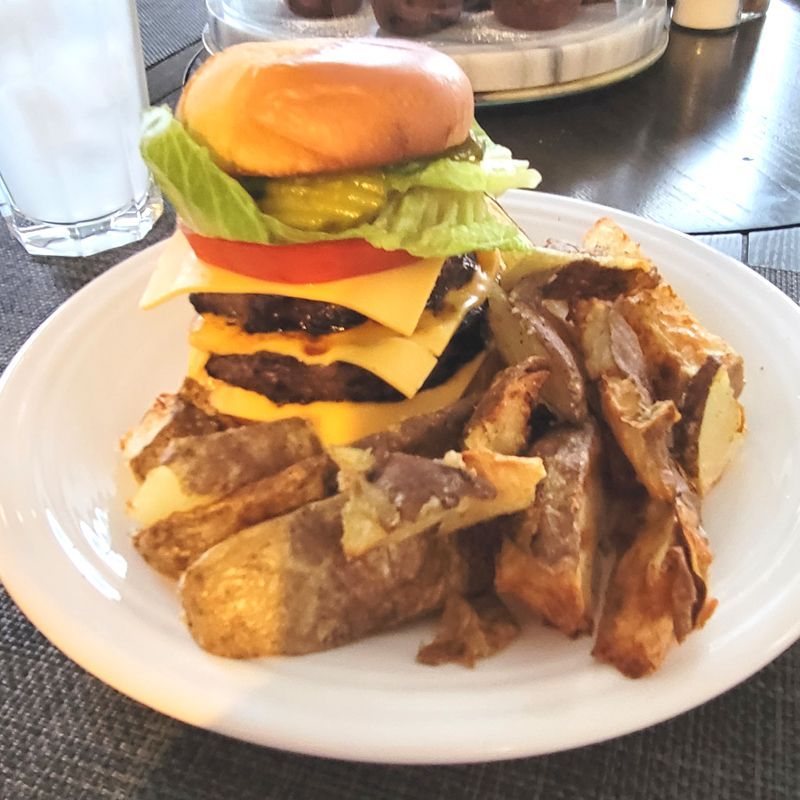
478 0 800 233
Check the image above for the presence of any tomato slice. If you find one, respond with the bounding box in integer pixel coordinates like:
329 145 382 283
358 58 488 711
183 228 420 284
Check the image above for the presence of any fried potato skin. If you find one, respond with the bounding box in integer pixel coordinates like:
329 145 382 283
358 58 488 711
592 493 715 678
617 283 744 401
335 448 545 559
417 593 520 668
495 421 604 637
180 496 500 658
134 454 337 578
463 357 549 455
121 394 237 482
488 282 588 424
592 507 693 677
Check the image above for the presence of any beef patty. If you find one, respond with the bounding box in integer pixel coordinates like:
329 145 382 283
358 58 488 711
189 253 478 336
203 304 486 404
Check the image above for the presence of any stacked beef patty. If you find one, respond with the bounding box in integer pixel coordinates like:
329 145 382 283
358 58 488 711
190 253 486 405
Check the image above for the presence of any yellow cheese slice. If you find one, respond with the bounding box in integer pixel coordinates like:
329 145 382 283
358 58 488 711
141 231 444 337
190 315 438 399
187 348 485 446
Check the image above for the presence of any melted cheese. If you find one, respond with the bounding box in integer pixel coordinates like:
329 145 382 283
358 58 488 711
412 249 503 356
141 231 444 336
187 348 485 446
190 316 438 398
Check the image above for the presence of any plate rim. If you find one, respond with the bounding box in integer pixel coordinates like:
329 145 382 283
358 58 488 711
2 190 800 765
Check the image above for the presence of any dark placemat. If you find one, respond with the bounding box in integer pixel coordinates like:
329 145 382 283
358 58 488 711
1 229 799 798
0 207 176 373
752 266 800 300
1 581 799 800
136 0 206 69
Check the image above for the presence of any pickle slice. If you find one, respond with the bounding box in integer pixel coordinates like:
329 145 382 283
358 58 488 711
258 173 388 232
444 132 485 163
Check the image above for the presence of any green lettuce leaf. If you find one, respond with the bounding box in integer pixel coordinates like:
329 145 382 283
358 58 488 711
386 125 541 196
140 107 268 243
140 108 534 256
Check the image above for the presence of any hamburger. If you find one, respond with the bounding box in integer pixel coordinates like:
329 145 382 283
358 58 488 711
139 39 540 445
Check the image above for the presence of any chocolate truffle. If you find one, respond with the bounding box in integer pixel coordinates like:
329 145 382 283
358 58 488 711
492 0 580 30
372 0 463 35
285 0 362 18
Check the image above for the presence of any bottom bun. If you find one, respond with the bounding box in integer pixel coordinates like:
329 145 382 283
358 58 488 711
184 349 486 446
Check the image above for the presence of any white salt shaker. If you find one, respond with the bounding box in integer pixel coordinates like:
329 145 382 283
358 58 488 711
672 0 742 31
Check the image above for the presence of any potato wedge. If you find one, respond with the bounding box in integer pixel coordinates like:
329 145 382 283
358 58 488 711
675 357 745 494
121 394 237 482
488 282 588 423
571 298 681 501
498 218 656 294
356 396 476 459
581 217 654 268
673 486 717 629
599 376 681 502
334 448 545 559
615 285 745 494
180 496 500 658
592 491 715 678
571 297 649 386
495 421 603 637
463 357 550 454
540 259 659 303
592 500 694 678
128 417 322 526
133 453 337 578
617 282 744 400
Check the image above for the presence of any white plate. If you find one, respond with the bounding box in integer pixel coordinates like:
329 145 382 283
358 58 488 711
2 191 800 765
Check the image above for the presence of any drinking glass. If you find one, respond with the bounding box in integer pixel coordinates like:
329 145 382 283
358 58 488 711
0 0 163 257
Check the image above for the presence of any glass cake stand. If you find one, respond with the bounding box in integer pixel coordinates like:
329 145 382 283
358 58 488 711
204 0 669 100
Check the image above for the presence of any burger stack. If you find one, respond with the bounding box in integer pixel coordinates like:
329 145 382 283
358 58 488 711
139 39 540 444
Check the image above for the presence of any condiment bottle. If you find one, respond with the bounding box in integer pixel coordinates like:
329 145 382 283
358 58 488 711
672 0 741 31
741 0 769 21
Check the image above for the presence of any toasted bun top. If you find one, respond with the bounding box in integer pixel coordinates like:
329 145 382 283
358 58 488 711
177 39 474 177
